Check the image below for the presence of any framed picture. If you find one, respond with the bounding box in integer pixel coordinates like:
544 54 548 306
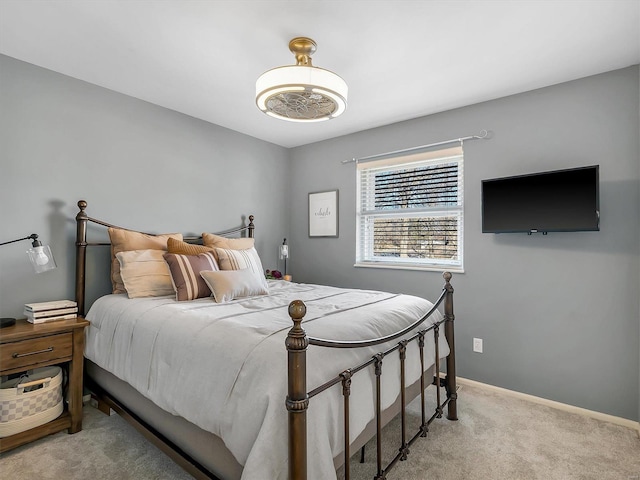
309 190 339 237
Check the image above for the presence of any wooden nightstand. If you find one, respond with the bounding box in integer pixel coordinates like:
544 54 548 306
0 317 89 452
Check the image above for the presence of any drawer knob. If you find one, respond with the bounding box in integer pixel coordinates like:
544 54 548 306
12 346 54 358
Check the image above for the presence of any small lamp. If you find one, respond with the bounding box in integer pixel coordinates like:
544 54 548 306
279 238 291 281
1 233 57 274
0 233 57 328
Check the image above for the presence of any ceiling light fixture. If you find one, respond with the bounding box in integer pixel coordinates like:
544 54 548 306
256 37 348 122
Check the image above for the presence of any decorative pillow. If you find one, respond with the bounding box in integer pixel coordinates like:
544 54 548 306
167 237 215 256
202 233 254 261
200 269 269 303
109 228 182 294
163 251 219 301
116 250 175 298
215 247 269 290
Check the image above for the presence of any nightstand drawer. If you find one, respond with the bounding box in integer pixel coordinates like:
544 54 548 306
0 333 73 372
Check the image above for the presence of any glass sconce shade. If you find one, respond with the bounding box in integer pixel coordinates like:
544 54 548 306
27 243 56 273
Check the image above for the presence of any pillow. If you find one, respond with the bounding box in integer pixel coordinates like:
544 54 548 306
163 251 219 301
167 237 215 256
202 232 254 261
116 250 175 298
200 269 269 303
215 247 269 290
109 228 182 294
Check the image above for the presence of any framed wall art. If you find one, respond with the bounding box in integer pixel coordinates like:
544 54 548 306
308 190 339 237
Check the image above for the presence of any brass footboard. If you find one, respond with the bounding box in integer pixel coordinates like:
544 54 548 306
75 200 457 480
286 272 457 480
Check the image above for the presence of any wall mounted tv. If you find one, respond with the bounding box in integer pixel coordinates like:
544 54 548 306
481 165 600 234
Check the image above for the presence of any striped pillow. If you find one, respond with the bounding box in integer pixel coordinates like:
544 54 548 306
163 251 219 301
215 247 269 290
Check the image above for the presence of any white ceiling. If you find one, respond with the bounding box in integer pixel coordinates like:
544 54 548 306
1 1 638 148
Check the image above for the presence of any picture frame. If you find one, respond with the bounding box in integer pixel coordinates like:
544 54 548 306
308 190 339 237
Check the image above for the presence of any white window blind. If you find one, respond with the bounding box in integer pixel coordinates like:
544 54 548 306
356 146 464 271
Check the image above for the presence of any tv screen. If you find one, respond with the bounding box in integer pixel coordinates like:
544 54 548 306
482 165 600 234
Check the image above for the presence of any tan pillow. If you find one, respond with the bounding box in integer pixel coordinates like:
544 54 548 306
202 233 254 261
108 228 182 294
167 237 214 256
116 250 175 298
200 269 269 303
215 247 268 290
163 251 219 301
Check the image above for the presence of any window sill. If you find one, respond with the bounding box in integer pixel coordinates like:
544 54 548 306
354 262 464 274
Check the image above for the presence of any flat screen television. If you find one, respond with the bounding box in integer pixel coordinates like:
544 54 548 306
481 165 600 234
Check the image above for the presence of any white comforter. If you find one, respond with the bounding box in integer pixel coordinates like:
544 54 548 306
84 280 449 480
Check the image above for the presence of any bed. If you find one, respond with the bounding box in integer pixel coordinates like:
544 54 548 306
75 200 458 480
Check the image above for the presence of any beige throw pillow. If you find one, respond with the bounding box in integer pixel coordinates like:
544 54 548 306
200 269 269 303
202 233 254 261
108 228 182 294
116 249 175 298
167 237 214 256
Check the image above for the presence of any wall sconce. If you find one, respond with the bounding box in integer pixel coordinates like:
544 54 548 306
0 234 56 328
279 238 290 280
1 233 57 274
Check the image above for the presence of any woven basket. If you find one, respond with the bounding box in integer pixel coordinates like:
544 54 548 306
0 366 63 437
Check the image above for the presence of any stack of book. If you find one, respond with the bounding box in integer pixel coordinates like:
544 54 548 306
24 300 78 324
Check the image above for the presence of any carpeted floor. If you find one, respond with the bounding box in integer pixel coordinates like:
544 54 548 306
1 382 638 479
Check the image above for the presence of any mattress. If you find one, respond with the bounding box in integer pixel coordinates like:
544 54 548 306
84 280 449 480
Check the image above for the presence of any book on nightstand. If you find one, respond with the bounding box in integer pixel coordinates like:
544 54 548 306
24 300 78 324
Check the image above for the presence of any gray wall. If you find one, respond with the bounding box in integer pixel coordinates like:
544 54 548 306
289 66 640 421
1 53 638 423
0 55 290 317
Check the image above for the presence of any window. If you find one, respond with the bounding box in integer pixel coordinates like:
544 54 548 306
356 146 464 272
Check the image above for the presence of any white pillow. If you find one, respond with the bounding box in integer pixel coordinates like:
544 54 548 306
116 249 174 298
200 269 269 303
214 247 269 290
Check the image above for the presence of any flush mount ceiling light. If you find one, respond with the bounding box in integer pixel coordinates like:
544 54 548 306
256 37 348 122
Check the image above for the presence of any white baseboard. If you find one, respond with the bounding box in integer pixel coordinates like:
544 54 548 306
456 376 640 435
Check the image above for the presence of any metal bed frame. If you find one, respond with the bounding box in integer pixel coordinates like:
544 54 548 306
74 200 457 480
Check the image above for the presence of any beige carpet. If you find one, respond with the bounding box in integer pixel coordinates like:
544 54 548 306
1 383 638 480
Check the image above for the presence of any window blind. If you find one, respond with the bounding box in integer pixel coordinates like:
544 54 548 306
356 146 464 271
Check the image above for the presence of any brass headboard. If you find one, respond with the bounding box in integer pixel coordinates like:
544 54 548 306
74 200 254 315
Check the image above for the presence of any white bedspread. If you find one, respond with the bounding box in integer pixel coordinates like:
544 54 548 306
84 280 449 480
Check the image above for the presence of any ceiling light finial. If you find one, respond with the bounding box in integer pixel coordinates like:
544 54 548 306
256 37 348 122
289 37 316 66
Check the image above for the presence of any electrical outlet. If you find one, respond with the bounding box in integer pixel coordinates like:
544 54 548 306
473 337 483 353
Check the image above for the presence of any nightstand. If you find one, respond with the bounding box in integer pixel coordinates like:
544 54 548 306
0 317 89 452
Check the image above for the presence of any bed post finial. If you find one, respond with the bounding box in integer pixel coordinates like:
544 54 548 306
442 271 458 421
286 300 308 480
76 200 89 316
248 215 255 239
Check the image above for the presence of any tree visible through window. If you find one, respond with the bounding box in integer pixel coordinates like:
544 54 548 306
356 146 464 271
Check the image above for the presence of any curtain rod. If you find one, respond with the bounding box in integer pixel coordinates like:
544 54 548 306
342 129 490 164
